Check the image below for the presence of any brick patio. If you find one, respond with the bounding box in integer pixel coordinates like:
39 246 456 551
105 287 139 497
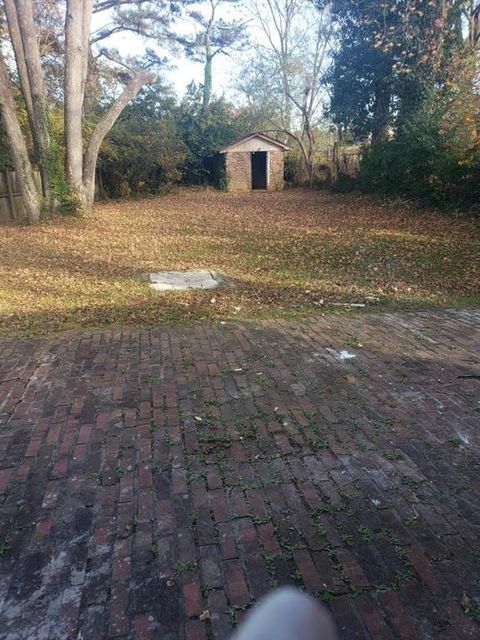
0 310 479 640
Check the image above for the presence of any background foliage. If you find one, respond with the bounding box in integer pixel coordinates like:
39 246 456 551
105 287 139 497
96 80 266 196
1 0 478 213
326 0 480 212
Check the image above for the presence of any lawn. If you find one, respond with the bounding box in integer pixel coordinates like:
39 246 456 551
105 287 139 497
1 188 479 335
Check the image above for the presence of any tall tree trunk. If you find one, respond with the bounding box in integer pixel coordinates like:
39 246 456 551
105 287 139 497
303 117 316 186
371 81 391 143
82 72 154 210
81 0 94 95
64 0 93 205
0 53 41 224
3 0 34 122
202 49 213 113
65 0 152 213
15 0 52 206
201 0 216 113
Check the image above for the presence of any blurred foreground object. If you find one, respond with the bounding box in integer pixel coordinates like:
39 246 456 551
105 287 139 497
231 587 338 640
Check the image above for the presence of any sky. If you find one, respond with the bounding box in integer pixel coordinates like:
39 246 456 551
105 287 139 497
91 3 247 101
97 32 240 99
165 51 238 99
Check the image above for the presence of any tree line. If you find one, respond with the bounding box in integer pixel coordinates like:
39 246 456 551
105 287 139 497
1 0 479 222
326 0 480 210
0 0 250 222
96 81 265 197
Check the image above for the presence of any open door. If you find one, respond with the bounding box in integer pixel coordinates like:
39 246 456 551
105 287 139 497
251 152 267 190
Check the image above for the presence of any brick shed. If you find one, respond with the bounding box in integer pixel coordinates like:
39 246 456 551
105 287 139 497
219 133 288 192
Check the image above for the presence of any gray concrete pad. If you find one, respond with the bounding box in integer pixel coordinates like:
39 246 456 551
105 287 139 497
149 270 219 291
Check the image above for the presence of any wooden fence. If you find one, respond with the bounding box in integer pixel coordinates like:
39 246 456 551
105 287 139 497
0 169 40 222
294 144 362 185
320 144 362 178
333 145 362 176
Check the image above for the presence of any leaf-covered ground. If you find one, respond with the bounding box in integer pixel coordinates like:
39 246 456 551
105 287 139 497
1 188 479 335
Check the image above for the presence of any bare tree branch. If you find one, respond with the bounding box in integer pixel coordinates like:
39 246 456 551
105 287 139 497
93 0 147 14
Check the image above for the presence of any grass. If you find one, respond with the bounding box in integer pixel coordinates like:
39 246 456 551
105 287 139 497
173 560 197 575
0 535 11 556
1 187 479 336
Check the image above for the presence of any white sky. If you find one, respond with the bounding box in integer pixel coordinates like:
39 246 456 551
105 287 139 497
92 3 247 100
165 53 238 98
91 0 331 114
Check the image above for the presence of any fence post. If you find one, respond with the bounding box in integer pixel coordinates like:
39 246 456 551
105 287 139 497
332 142 339 180
4 170 17 220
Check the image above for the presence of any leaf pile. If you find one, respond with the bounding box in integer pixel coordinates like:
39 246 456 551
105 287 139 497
1 188 479 335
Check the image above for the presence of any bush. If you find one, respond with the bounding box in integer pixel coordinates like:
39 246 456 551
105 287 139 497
361 138 480 211
284 153 297 184
359 96 480 212
98 84 187 198
330 172 358 193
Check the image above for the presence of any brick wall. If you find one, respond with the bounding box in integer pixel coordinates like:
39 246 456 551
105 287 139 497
225 151 285 192
225 153 251 191
268 150 284 191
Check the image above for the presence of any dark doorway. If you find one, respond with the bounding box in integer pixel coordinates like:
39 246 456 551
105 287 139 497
251 152 267 190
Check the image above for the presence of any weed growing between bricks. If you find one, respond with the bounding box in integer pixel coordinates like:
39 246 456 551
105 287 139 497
0 311 479 637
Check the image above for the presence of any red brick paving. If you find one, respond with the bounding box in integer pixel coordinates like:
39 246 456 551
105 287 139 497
0 310 479 639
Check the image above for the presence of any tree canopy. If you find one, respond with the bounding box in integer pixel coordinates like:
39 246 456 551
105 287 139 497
0 0 479 218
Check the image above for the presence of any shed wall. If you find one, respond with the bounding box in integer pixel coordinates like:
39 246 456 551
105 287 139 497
269 150 284 191
225 150 284 192
225 152 251 191
226 138 284 153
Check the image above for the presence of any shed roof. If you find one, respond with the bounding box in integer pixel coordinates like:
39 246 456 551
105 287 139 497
219 132 289 153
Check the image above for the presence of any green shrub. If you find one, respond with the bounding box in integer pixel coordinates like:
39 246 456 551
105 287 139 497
284 153 297 184
330 172 358 193
359 99 480 213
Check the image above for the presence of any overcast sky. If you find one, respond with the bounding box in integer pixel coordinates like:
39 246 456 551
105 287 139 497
91 0 330 112
92 3 247 100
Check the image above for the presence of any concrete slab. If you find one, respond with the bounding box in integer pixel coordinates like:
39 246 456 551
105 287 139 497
149 270 219 291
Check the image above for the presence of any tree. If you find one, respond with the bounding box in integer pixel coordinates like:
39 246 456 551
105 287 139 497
96 0 246 112
324 1 402 142
98 81 187 196
238 0 333 185
330 0 480 209
65 1 155 211
0 0 158 222
0 49 41 223
176 0 247 112
324 0 479 142
179 82 260 184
